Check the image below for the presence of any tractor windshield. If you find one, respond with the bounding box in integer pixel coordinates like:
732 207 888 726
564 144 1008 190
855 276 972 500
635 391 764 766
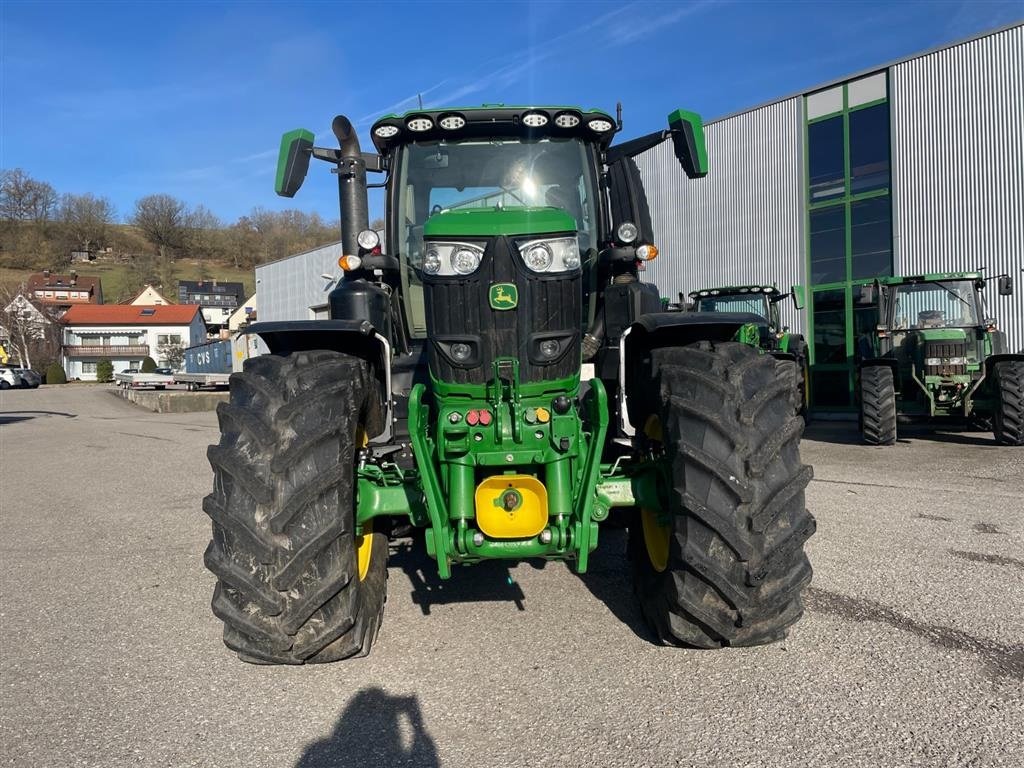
694 294 770 320
890 280 981 329
393 137 600 336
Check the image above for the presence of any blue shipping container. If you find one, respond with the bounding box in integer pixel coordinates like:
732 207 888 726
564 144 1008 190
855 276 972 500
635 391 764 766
185 339 233 374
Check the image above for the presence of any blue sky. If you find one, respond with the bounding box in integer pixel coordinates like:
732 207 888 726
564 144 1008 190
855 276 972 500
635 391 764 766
2 0 1020 225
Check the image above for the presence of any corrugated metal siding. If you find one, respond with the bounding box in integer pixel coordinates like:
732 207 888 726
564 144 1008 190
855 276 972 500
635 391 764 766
634 97 807 333
892 25 1024 351
256 242 344 322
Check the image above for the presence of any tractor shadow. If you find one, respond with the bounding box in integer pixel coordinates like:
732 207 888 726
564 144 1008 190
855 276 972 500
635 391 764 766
389 539 528 614
294 686 439 768
803 420 997 447
574 527 657 643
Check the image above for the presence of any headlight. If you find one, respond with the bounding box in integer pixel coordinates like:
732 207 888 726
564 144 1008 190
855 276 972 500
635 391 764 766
517 237 581 273
616 222 638 244
356 229 380 250
420 242 485 276
452 246 482 275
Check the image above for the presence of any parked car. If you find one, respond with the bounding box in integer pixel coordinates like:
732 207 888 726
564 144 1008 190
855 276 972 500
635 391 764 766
0 366 38 389
15 368 41 388
0 366 19 390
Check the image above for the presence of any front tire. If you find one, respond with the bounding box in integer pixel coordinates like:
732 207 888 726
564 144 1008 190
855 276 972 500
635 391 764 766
992 360 1024 446
860 365 897 445
204 350 387 664
630 341 815 648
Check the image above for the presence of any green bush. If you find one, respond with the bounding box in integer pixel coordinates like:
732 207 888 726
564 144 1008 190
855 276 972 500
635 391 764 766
45 363 67 385
141 356 157 373
96 358 114 383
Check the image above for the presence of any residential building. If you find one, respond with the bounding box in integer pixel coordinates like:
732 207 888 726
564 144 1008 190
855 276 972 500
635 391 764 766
60 304 205 379
1 295 52 366
178 279 246 330
122 284 172 306
25 271 103 315
227 293 257 331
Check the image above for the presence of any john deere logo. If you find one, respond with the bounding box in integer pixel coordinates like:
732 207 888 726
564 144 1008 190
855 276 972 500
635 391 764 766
489 283 518 310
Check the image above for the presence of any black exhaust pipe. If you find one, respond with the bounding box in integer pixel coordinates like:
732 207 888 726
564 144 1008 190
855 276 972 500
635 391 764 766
332 115 369 256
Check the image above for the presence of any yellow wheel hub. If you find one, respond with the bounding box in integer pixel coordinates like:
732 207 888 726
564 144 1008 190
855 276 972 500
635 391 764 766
641 414 670 572
354 426 372 581
355 522 374 581
641 508 670 572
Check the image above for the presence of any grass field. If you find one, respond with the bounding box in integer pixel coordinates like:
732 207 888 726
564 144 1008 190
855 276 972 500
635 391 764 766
0 259 256 303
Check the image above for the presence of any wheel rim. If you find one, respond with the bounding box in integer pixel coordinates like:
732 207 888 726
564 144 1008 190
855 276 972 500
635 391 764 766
641 414 670 572
354 426 372 581
641 508 670 572
355 522 373 581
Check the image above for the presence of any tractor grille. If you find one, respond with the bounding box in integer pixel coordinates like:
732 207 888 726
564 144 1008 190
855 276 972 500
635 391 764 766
422 235 581 385
923 341 968 377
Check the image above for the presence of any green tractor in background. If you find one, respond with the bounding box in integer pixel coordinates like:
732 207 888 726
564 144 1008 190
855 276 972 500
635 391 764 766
686 284 809 415
203 104 815 664
856 271 1023 445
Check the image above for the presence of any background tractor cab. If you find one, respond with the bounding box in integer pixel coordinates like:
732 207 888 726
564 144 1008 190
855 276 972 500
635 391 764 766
856 271 1023 445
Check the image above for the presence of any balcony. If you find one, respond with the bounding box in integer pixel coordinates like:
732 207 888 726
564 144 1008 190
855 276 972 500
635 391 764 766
64 345 150 358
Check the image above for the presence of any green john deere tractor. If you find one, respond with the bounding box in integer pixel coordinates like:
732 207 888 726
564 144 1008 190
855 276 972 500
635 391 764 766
856 271 1023 445
203 105 816 664
687 284 809 414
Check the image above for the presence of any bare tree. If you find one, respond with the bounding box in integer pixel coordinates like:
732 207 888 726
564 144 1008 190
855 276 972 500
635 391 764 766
0 282 56 369
0 169 58 225
185 204 224 261
59 192 117 252
131 194 188 259
156 340 186 371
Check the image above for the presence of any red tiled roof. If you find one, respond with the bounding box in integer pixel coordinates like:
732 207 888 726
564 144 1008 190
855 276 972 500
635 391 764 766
26 272 101 293
61 304 201 325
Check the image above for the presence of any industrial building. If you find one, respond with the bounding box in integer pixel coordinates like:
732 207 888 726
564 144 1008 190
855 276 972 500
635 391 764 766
256 23 1022 412
636 23 1023 410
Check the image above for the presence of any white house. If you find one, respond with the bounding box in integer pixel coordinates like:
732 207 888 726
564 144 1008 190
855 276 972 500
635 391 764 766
60 304 206 379
123 285 172 306
227 293 257 331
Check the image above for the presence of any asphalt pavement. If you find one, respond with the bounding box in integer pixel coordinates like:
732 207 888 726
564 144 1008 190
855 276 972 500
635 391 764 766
1 385 1022 767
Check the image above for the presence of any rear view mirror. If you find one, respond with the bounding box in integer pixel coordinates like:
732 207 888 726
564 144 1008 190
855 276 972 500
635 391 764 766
791 284 806 310
275 128 315 198
998 275 1013 295
667 109 708 179
419 150 449 169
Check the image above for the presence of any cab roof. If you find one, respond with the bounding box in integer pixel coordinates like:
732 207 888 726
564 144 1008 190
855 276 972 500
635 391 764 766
878 271 984 285
370 105 618 153
688 285 780 299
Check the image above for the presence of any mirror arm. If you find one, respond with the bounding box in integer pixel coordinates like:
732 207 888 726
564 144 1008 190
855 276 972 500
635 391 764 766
311 147 385 173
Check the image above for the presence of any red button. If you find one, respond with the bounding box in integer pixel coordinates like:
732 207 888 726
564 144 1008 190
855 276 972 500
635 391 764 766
466 410 479 426
478 410 492 426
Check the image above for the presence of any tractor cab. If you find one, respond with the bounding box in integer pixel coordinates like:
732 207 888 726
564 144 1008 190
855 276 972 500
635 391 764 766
856 270 1022 444
688 284 802 353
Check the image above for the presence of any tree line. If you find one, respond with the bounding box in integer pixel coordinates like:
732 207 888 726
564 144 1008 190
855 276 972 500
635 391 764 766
0 168 346 274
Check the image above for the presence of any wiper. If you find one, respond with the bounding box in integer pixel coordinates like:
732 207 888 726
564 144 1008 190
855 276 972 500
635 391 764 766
929 281 970 307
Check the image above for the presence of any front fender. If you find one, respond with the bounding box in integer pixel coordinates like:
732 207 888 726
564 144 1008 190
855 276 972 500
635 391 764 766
618 311 766 436
242 320 392 441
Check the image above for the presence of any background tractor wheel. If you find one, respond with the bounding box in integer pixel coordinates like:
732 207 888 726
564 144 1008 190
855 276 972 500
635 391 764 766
860 365 897 445
774 358 803 417
204 350 387 664
629 341 815 648
992 360 1024 446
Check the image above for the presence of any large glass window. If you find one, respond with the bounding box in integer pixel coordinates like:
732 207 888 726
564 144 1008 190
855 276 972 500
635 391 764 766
850 196 892 280
849 103 890 195
694 294 769 319
808 116 845 203
813 290 847 364
810 206 847 284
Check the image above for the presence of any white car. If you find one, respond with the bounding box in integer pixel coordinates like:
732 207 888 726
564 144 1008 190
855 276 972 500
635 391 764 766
0 366 41 389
